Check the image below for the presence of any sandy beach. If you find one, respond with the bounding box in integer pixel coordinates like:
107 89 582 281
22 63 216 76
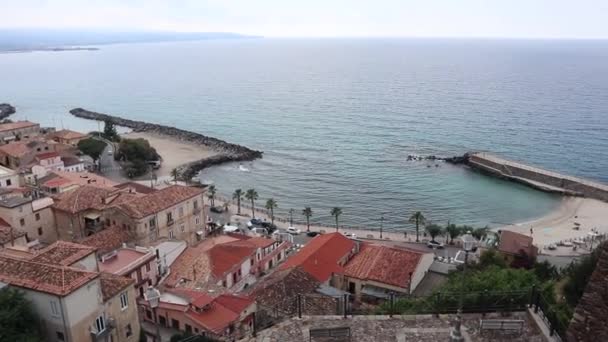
123 131 219 178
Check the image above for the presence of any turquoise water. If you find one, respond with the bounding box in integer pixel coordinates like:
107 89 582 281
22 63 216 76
1 38 607 231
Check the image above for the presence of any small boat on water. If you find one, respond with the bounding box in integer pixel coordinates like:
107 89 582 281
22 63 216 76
238 164 250 172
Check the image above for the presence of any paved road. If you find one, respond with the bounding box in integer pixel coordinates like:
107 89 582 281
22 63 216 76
95 137 127 182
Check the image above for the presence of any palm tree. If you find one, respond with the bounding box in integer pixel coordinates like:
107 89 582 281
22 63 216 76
445 223 462 245
232 189 243 215
289 208 295 226
408 211 426 242
170 168 179 184
302 207 313 232
425 224 443 242
207 185 217 207
265 198 278 225
331 207 342 232
245 189 258 218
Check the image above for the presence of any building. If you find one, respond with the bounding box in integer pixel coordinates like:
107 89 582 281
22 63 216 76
51 129 88 146
0 165 19 187
497 230 538 263
279 232 358 285
0 196 56 245
0 139 55 169
0 217 27 248
0 253 140 342
31 151 65 178
141 289 256 340
338 244 434 301
61 156 87 172
41 171 117 194
97 245 158 298
0 121 40 143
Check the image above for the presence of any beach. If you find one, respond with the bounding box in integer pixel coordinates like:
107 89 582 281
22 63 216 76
122 131 219 178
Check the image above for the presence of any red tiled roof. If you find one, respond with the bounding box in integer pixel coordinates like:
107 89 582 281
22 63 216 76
208 244 256 278
32 241 96 266
0 255 98 296
43 177 73 188
186 302 239 333
99 272 134 301
52 185 136 214
170 288 215 308
50 171 117 187
78 226 132 254
280 233 355 282
0 141 32 158
117 185 203 219
343 244 423 288
214 294 253 313
114 182 157 194
53 129 87 140
228 236 275 249
0 121 38 133
499 230 538 257
36 151 60 160
0 217 11 228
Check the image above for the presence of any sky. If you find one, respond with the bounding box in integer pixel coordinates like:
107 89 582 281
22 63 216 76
1 0 607 39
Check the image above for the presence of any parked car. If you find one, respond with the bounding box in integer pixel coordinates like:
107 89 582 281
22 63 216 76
427 240 445 249
251 227 268 236
286 227 301 235
306 231 320 237
210 206 224 213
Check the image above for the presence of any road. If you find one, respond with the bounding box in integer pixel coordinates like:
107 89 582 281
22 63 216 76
94 136 126 182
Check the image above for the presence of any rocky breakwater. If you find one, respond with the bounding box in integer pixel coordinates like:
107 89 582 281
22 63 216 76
0 103 16 120
70 108 263 180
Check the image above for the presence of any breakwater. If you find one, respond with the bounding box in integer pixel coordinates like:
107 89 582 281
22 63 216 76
0 103 16 119
464 152 608 202
70 108 263 179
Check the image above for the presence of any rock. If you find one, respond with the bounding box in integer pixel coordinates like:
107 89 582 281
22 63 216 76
0 103 16 120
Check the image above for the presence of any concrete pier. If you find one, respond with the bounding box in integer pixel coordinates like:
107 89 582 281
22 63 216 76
467 152 608 202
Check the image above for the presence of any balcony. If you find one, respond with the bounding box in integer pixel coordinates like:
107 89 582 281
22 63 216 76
90 318 115 341
167 219 175 226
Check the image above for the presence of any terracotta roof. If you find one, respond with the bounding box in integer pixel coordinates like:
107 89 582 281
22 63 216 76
214 294 253 313
498 230 538 257
43 177 73 188
0 121 38 133
117 185 203 219
32 241 96 266
0 141 32 158
343 244 423 288
280 233 355 282
78 226 132 254
61 156 83 167
0 218 25 244
208 244 256 278
0 255 98 296
36 151 60 160
229 236 276 249
53 129 87 140
169 288 215 308
114 182 157 194
52 185 136 214
99 272 134 301
49 171 117 188
186 302 240 333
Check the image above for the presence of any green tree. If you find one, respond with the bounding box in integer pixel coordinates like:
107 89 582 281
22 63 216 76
207 185 217 207
445 223 462 245
265 198 278 225
425 224 443 242
477 248 507 269
302 207 313 232
0 287 43 342
563 246 602 307
103 119 119 141
232 189 243 215
471 227 489 240
408 211 426 242
533 260 559 282
170 168 179 183
331 207 342 232
77 137 106 162
245 189 258 218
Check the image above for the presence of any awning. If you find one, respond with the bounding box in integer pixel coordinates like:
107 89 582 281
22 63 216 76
84 213 101 220
361 286 391 299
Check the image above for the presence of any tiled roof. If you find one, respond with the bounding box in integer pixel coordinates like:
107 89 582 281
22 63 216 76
52 185 136 214
0 141 32 158
32 241 96 266
61 156 83 167
343 244 423 288
186 302 240 333
78 226 132 254
117 185 203 219
114 182 157 194
0 255 98 296
499 230 537 257
53 129 87 140
99 272 134 301
49 171 117 188
169 288 215 308
280 233 355 282
36 151 60 160
0 218 25 244
229 236 275 249
208 244 256 278
0 121 38 133
214 294 253 313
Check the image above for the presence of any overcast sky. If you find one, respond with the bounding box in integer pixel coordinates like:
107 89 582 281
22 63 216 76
2 0 607 39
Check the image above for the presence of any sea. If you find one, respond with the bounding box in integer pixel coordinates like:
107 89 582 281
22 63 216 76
1 38 607 232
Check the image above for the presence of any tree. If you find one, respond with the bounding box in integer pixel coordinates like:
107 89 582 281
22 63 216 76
170 168 179 183
103 119 119 141
471 227 489 240
207 185 217 207
408 211 426 242
445 223 462 245
233 189 243 215
425 224 443 242
0 287 43 342
331 207 342 232
77 138 106 161
302 207 313 232
245 189 258 218
562 245 602 307
265 198 278 225
118 138 160 162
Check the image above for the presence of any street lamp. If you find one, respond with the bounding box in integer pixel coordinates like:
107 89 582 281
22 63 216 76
450 231 474 342
145 286 161 342
380 215 384 239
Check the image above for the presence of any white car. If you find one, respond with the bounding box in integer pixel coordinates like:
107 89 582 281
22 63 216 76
286 227 301 235
251 227 268 236
343 232 357 239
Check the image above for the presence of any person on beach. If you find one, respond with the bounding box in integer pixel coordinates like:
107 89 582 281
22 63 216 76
530 227 534 236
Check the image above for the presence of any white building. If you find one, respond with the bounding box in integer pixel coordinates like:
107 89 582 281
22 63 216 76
0 165 19 188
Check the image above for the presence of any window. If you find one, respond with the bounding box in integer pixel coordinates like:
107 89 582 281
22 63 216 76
18 206 23 213
193 200 198 209
195 217 200 225
185 324 192 334
171 319 179 330
19 218 25 226
166 212 173 223
50 301 59 316
38 227 43 236
126 324 133 337
120 292 128 310
146 310 152 320
145 262 151 272
35 213 40 221
94 315 105 333
6 179 11 186
180 224 185 233
250 258 254 266
179 206 184 217
149 217 156 229
169 230 174 239
56 331 65 341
